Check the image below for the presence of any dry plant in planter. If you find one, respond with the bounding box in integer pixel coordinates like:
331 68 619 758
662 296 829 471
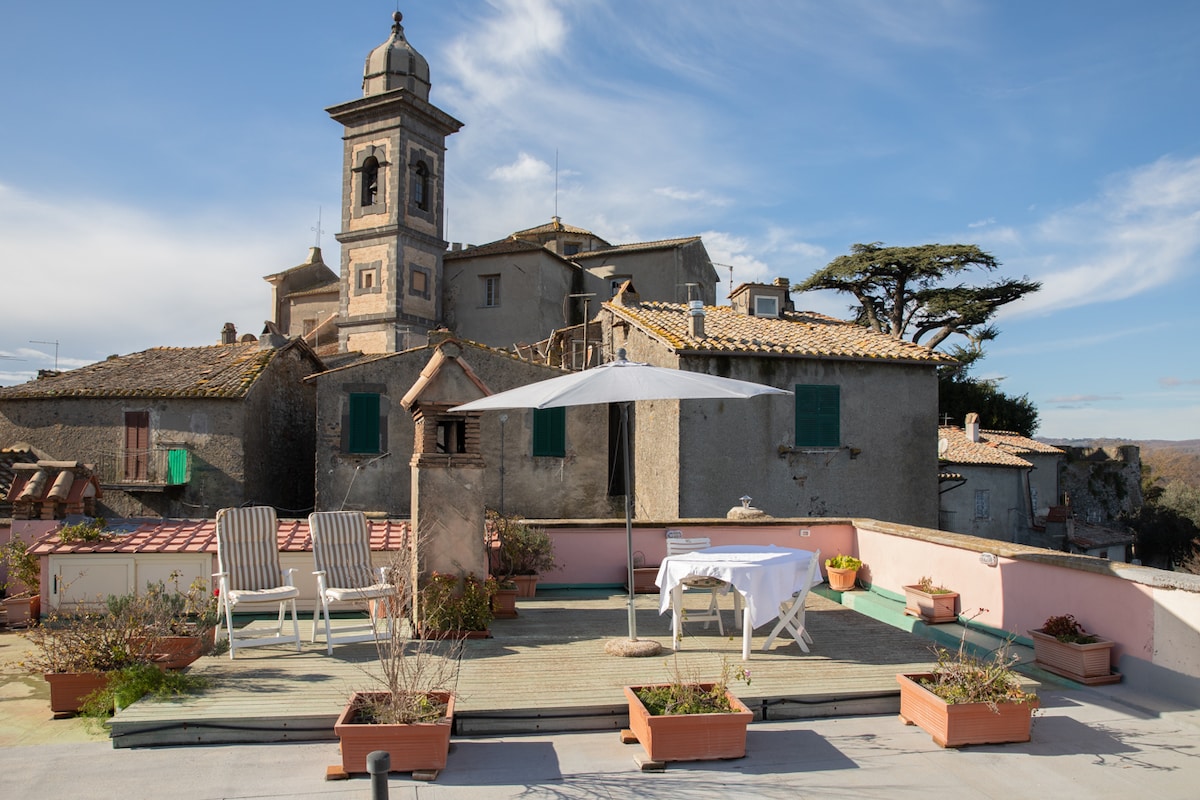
334 545 467 779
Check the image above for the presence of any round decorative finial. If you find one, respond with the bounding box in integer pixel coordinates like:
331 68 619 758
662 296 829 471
393 11 403 24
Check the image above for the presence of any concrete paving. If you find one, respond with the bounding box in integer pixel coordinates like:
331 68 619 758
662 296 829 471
3 678 1199 798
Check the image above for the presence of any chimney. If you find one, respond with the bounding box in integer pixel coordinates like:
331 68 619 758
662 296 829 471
307 246 322 264
965 412 980 443
774 276 795 312
686 283 705 339
220 322 237 344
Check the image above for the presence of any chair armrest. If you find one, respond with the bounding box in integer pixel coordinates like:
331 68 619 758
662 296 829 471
375 566 390 583
282 568 297 587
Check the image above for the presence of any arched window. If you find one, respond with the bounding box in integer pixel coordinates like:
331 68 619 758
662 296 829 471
360 156 379 207
414 161 430 211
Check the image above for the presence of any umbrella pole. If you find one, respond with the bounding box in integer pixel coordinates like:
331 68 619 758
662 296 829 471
622 402 637 641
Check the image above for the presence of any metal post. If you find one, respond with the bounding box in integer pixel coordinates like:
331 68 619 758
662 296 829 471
367 750 390 799
622 402 637 641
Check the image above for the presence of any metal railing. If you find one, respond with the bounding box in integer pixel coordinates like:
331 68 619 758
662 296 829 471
94 447 191 487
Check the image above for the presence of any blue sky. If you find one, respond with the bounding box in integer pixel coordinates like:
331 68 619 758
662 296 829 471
1 1 1197 441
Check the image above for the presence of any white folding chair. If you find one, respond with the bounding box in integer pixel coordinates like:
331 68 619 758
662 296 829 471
309 511 398 655
665 537 739 636
762 549 821 652
213 506 302 658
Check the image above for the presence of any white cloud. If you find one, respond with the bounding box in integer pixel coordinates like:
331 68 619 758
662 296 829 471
489 153 554 183
0 182 306 385
1004 155 1200 318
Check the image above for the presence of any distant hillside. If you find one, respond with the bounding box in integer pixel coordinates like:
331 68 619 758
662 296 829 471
1040 438 1200 490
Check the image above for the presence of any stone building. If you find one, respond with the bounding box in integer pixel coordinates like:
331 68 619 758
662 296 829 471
308 334 619 519
0 335 324 518
579 282 953 527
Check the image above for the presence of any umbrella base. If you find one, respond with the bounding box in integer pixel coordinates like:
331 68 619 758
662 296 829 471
604 638 664 658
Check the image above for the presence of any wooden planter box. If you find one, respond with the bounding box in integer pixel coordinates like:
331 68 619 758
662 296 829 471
334 691 454 775
45 671 109 715
1029 629 1120 685
903 585 959 624
624 683 753 762
897 673 1037 748
826 567 858 592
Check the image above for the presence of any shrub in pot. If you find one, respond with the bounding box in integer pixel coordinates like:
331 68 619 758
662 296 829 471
903 576 959 623
1 536 41 626
824 554 862 591
1028 614 1118 684
623 657 754 763
489 511 557 597
898 613 1038 747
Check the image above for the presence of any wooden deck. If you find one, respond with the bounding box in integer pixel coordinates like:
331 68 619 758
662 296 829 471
108 590 945 748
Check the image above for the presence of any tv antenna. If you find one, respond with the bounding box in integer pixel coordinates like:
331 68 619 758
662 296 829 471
712 262 735 298
30 339 59 370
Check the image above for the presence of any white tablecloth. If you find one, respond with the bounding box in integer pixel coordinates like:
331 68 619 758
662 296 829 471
655 544 820 629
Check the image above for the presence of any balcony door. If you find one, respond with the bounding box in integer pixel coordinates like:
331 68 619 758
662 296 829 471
123 411 150 481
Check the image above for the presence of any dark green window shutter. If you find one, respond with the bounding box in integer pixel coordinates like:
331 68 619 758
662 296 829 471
795 385 840 447
166 448 190 485
532 407 566 457
348 393 381 454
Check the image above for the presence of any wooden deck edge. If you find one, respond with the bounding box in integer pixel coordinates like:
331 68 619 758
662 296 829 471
109 714 338 749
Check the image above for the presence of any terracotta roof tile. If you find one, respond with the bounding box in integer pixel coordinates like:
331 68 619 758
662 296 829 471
567 237 702 260
443 238 561 260
0 343 283 400
938 426 1033 468
28 518 410 555
608 301 957 364
979 430 1064 456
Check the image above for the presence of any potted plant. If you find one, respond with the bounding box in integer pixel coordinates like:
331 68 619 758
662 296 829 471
904 576 959 623
1 537 41 626
492 513 556 598
622 657 754 764
897 614 1038 747
19 608 146 714
484 511 520 618
824 553 862 591
123 573 222 669
1028 614 1119 685
417 572 496 638
335 549 464 780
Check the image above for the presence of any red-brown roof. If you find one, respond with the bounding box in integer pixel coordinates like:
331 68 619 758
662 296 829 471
28 518 410 555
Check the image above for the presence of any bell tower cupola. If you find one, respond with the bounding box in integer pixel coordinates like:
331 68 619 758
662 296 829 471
363 12 432 100
327 11 464 355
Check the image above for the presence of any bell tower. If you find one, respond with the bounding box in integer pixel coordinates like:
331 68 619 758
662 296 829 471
327 11 463 354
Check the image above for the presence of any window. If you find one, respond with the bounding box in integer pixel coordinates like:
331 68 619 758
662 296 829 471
754 295 780 318
563 242 581 256
413 161 430 211
409 266 430 298
609 276 632 297
360 156 379 207
123 410 150 481
355 262 381 294
794 385 839 447
347 393 382 454
532 407 566 457
482 275 501 307
974 489 991 520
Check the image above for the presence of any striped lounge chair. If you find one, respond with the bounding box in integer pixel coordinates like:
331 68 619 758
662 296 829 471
214 506 302 658
308 510 398 655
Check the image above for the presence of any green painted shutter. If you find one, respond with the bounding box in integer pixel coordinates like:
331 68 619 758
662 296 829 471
795 385 840 447
532 407 566 457
348 393 381 454
166 448 190 485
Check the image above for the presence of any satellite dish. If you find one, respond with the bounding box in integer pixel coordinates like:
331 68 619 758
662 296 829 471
938 437 949 456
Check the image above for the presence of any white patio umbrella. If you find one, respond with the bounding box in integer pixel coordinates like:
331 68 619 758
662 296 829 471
450 350 791 653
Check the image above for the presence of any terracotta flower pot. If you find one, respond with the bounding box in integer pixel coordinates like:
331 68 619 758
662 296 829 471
45 672 109 715
2 594 40 627
624 683 753 762
826 566 858 592
491 586 519 619
903 585 959 623
511 574 538 598
334 691 454 774
896 673 1037 748
1029 629 1119 684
